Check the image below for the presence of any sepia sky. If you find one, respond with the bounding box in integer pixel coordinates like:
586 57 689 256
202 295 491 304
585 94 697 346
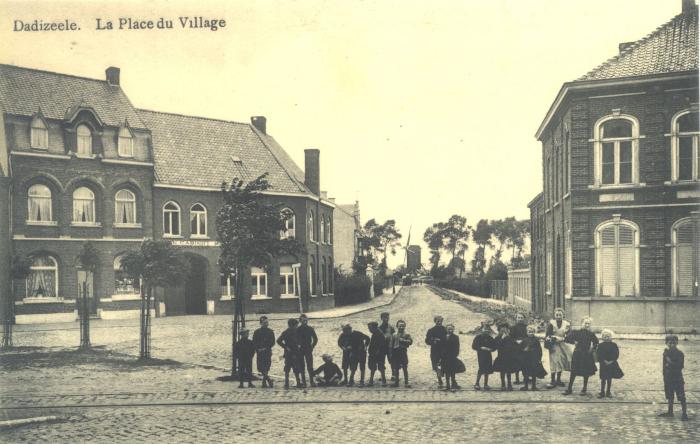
0 0 682 267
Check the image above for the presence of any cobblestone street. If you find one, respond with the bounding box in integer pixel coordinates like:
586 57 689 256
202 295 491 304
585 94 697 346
2 286 699 442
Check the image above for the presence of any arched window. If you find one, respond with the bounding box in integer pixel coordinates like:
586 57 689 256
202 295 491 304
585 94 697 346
114 255 140 295
190 203 207 237
595 219 639 297
672 218 699 297
76 124 92 155
308 211 315 242
30 116 48 149
72 187 95 223
280 208 295 239
321 258 327 294
118 126 134 157
163 201 181 237
26 255 58 298
327 217 333 244
115 189 136 225
320 216 326 244
594 116 639 186
671 110 699 182
27 184 52 222
308 256 315 297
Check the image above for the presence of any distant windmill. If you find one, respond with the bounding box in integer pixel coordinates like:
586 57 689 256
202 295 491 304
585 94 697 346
403 225 412 267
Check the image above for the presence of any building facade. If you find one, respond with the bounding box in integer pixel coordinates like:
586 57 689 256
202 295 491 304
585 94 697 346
529 2 700 333
0 64 335 323
332 201 361 273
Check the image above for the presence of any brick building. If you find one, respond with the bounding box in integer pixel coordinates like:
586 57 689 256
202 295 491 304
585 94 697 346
0 64 335 322
529 1 700 333
332 201 361 273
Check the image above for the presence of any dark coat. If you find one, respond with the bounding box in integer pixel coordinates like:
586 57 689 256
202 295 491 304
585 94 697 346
296 324 318 352
597 341 623 379
440 334 463 374
521 336 547 379
566 329 598 377
493 335 520 373
472 333 495 375
252 327 275 351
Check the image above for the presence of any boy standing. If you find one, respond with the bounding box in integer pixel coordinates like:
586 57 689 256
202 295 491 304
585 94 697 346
659 335 688 421
367 321 388 387
233 329 256 388
379 312 395 378
297 313 319 387
390 320 413 387
252 315 275 388
277 318 303 389
425 315 447 388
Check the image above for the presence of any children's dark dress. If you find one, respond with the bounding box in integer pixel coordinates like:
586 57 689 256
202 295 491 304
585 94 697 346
493 335 520 373
232 338 256 380
368 331 388 371
252 327 275 373
566 329 598 377
663 348 685 401
425 325 447 370
472 333 495 375
510 323 528 371
440 334 462 374
597 341 623 380
521 336 547 379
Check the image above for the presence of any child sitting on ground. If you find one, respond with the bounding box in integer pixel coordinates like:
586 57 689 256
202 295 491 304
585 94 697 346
313 354 344 387
521 325 547 391
659 335 688 420
472 322 496 391
596 329 623 399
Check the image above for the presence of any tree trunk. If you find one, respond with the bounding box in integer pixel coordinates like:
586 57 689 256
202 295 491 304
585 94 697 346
2 281 14 349
79 278 91 349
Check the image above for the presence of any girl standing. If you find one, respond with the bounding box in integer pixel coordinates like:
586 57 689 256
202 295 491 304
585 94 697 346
441 324 462 390
563 317 599 396
521 325 547 391
493 324 519 391
472 322 496 390
596 329 623 398
545 308 573 389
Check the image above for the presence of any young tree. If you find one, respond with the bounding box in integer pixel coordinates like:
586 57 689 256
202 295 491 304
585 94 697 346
76 242 99 349
217 174 304 377
423 222 445 273
471 219 494 276
443 215 470 277
2 255 32 349
120 239 190 359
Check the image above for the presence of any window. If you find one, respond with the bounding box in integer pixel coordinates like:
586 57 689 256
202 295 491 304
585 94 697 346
72 187 95 223
672 218 699 297
220 273 235 298
280 208 295 239
26 255 58 298
328 259 334 293
546 247 552 293
672 110 699 182
320 216 326 244
27 184 52 222
163 201 181 236
565 227 572 297
308 211 315 242
118 126 134 157
251 267 268 298
594 116 639 186
115 189 136 225
280 264 297 297
596 219 639 297
323 217 331 244
190 203 207 237
114 256 140 295
308 257 315 296
30 116 48 149
76 124 92 155
328 218 333 244
564 130 570 193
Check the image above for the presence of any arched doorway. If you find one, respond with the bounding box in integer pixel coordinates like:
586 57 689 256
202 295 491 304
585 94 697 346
184 254 207 315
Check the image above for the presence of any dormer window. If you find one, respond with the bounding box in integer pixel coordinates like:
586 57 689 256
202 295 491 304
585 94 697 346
30 116 48 149
76 124 92 155
118 126 134 157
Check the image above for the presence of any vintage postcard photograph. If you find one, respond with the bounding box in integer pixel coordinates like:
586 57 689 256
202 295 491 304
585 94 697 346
0 0 698 442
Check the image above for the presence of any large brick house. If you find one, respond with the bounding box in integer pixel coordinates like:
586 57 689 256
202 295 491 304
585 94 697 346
0 64 335 323
529 1 699 333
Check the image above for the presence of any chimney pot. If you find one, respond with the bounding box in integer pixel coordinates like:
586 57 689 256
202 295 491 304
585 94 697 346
304 149 320 196
682 0 696 14
618 42 635 53
251 116 267 134
106 67 120 86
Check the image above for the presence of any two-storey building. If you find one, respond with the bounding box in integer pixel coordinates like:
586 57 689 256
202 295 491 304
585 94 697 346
529 1 699 333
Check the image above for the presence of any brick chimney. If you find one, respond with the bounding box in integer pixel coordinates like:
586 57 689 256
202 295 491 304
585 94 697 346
682 0 697 14
618 42 634 53
304 149 320 196
251 116 267 134
106 67 120 86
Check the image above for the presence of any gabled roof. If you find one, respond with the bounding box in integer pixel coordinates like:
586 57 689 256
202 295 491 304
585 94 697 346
579 8 698 81
0 64 146 128
137 109 313 195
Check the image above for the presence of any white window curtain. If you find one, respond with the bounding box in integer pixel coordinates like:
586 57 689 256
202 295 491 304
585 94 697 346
163 202 180 236
28 184 52 222
72 187 95 223
30 117 48 149
115 190 136 224
308 212 315 242
76 124 92 155
26 256 58 298
190 203 207 236
281 209 295 239
118 127 134 157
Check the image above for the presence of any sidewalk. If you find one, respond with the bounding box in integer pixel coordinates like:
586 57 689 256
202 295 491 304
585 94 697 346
10 288 402 333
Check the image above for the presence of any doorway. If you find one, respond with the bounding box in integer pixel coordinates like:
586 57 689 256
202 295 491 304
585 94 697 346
184 254 207 315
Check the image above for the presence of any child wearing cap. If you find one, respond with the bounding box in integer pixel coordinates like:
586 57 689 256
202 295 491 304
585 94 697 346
277 318 303 389
313 354 343 387
425 315 447 388
390 320 413 387
233 328 256 388
367 321 388 387
253 315 276 388
659 335 688 420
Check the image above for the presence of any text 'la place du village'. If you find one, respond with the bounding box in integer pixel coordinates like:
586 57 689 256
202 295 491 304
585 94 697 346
96 17 226 31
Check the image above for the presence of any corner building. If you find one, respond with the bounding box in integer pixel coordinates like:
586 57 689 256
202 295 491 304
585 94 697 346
529 2 700 333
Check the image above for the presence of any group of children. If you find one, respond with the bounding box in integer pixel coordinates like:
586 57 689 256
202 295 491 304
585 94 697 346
231 310 689 420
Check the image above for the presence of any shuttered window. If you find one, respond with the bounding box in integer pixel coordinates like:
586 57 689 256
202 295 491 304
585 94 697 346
596 221 638 297
673 219 698 297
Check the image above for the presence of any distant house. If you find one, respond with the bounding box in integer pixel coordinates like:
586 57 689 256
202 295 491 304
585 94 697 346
0 64 336 323
529 1 699 333
332 201 361 274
